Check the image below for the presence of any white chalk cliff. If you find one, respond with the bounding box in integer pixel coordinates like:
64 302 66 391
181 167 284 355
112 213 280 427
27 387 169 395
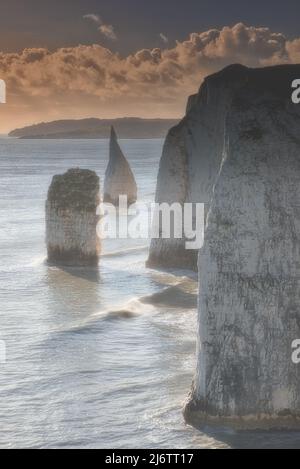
151 63 300 428
46 168 101 266
104 127 137 205
147 65 240 270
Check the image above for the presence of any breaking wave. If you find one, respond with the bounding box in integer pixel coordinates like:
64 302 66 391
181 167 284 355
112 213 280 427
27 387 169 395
56 279 197 335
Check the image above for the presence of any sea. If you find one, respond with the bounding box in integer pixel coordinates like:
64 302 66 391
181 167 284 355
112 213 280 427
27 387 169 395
0 137 300 449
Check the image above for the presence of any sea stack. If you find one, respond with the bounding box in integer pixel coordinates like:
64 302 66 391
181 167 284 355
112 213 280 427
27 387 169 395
104 126 137 205
180 64 300 429
46 168 101 266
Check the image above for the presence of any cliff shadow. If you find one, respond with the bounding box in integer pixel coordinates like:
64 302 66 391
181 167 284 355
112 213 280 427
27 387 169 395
141 286 197 309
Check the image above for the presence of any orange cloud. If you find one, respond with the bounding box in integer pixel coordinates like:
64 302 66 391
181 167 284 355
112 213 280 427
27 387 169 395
0 23 299 132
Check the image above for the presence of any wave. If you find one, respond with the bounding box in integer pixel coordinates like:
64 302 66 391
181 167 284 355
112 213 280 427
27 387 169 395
26 244 148 270
101 245 149 258
52 274 197 335
55 298 155 334
28 255 47 267
97 298 155 320
148 268 198 285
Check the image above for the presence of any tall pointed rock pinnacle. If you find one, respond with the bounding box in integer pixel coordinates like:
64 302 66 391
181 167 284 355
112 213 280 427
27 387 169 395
103 126 137 205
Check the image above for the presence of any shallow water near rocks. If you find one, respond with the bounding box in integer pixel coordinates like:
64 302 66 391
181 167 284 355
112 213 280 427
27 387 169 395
0 137 300 448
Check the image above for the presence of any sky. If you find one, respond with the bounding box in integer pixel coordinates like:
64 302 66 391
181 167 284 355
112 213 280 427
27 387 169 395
0 0 300 132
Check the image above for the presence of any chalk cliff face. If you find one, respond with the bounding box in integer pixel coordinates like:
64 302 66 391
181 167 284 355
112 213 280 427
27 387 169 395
179 64 300 429
46 168 100 266
147 65 248 270
104 127 137 205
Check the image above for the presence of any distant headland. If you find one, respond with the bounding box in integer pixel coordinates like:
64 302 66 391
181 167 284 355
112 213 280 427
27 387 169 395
9 117 179 139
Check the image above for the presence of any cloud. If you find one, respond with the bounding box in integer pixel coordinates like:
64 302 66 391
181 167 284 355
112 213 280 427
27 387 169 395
83 14 101 23
99 24 117 41
159 33 169 44
286 39 300 63
83 13 117 41
0 23 299 132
